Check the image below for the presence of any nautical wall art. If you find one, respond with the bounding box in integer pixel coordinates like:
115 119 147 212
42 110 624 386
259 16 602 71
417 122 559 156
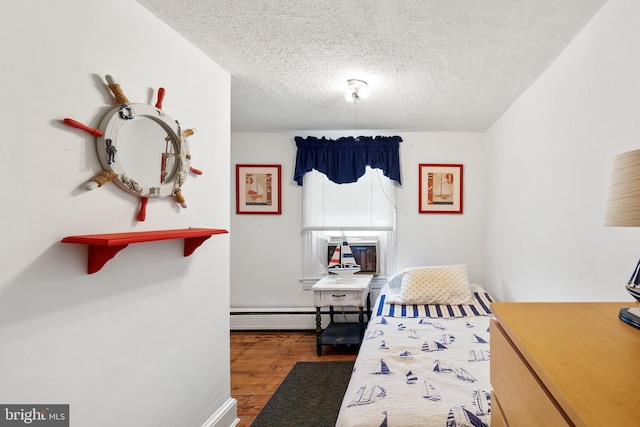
418 164 463 214
62 75 203 221
235 164 282 214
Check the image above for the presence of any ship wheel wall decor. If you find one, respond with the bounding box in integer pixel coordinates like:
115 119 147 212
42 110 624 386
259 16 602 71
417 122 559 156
62 75 203 221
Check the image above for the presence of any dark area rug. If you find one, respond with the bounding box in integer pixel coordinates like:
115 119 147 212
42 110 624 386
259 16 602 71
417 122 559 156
251 361 355 427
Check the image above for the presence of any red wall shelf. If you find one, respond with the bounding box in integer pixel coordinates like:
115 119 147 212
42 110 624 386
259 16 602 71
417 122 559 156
62 228 228 274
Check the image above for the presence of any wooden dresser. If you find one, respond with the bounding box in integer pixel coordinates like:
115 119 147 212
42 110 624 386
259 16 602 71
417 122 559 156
490 302 640 426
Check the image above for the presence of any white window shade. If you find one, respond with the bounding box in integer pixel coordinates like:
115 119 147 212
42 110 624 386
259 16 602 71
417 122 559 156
302 167 396 230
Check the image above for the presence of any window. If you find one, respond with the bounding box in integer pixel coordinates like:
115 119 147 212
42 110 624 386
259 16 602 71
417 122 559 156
327 241 378 274
301 167 397 285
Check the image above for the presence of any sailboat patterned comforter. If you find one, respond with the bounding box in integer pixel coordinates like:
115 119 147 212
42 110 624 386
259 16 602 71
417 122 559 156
336 286 494 427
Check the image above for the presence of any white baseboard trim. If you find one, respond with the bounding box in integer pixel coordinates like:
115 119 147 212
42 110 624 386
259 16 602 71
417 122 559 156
201 398 239 427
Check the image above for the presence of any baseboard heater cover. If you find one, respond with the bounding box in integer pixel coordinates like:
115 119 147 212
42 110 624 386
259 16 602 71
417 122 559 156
230 308 363 330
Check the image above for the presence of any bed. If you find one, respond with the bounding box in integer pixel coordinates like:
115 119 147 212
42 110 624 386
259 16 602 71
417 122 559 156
335 265 495 427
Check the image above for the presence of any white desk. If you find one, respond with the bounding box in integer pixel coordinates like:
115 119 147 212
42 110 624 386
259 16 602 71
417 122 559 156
311 274 373 356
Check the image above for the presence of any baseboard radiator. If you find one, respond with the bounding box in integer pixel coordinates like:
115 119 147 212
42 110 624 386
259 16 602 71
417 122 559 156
230 307 363 330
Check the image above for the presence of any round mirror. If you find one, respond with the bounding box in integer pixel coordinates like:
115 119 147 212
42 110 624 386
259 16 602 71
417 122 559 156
116 115 177 186
96 103 189 198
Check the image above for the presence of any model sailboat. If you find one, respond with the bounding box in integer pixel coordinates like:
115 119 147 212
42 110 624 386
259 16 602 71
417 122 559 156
328 236 361 276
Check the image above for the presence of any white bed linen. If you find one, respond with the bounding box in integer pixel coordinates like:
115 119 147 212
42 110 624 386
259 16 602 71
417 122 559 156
336 285 494 427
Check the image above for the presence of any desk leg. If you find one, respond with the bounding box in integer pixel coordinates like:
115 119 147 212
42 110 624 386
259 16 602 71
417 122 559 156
366 292 371 321
358 306 365 339
315 306 322 356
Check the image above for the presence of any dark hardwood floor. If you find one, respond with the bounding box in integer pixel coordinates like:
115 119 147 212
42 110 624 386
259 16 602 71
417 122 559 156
230 330 358 427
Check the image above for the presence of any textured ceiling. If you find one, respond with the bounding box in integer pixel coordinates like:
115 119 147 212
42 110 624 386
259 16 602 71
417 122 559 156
135 0 607 132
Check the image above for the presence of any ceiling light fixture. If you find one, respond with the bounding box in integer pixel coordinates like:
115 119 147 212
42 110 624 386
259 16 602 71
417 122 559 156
345 79 370 103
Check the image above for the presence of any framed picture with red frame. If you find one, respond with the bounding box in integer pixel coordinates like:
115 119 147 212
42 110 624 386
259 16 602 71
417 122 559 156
236 164 282 214
418 164 463 214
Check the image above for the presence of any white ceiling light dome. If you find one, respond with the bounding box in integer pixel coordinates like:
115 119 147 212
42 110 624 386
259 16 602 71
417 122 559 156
345 79 370 103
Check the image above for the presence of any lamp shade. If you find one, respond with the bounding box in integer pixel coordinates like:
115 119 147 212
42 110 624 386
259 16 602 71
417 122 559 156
605 149 640 227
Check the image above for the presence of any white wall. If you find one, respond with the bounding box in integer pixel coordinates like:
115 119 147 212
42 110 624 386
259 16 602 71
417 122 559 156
485 0 639 302
230 0 640 308
230 131 486 308
230 133 305 308
0 1 233 426
395 133 487 280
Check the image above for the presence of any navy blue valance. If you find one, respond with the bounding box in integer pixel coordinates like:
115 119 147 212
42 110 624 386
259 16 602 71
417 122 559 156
293 135 402 186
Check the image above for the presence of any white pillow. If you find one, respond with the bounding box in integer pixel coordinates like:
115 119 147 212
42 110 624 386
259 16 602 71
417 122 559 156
386 265 473 305
387 272 404 289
